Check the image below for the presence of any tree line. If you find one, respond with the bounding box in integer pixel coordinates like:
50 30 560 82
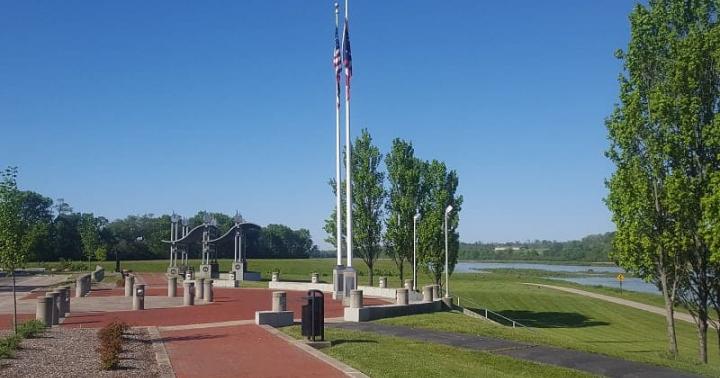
0 167 317 265
606 0 720 363
323 130 463 286
459 232 614 262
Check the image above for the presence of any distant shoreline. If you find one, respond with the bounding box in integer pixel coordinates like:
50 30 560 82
457 259 616 267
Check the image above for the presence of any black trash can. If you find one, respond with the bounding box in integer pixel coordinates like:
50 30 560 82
301 289 325 341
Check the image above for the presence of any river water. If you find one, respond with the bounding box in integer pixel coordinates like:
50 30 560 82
456 261 659 295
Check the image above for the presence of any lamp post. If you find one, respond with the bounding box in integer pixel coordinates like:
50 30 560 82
413 212 421 291
444 205 453 298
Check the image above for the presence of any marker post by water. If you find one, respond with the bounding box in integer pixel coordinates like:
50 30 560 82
616 273 624 295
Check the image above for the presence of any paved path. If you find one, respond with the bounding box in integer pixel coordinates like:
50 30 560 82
521 283 710 327
160 324 348 378
329 322 699 378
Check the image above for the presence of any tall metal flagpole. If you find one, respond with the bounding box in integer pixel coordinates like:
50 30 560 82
334 3 343 269
344 0 353 270
343 0 356 295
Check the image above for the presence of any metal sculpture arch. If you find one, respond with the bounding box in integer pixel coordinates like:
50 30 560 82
162 213 260 279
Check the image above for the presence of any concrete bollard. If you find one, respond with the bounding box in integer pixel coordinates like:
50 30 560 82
378 276 387 288
75 276 83 298
350 290 363 308
183 282 194 306
404 279 414 291
271 272 280 282
79 275 89 296
272 291 287 312
311 272 319 284
432 285 440 300
422 285 433 302
125 274 134 297
204 279 214 303
36 296 52 326
53 289 65 318
195 278 205 300
133 284 145 310
62 286 71 315
167 276 177 297
396 288 409 305
45 292 59 325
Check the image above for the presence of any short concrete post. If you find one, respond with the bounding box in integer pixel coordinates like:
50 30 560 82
52 289 65 318
133 284 145 310
45 292 59 325
311 272 319 284
396 288 409 305
378 276 387 288
272 291 287 312
62 286 71 314
75 276 83 298
81 275 90 296
195 278 205 300
203 279 214 303
124 275 134 297
432 285 440 300
404 279 414 291
271 272 280 282
36 296 51 326
350 290 363 308
422 285 433 302
183 282 194 306
167 276 177 297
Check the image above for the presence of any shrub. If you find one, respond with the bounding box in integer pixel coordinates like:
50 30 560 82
115 277 125 288
17 320 46 339
0 334 22 357
97 320 129 370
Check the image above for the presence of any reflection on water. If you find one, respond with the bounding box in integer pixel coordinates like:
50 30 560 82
550 276 659 295
455 262 623 274
455 261 659 295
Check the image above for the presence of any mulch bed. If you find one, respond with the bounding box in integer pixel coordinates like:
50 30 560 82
0 327 167 377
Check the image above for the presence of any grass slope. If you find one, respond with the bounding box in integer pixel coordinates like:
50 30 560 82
280 325 592 378
382 271 720 377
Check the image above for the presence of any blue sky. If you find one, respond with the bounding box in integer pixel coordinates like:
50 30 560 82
0 1 634 248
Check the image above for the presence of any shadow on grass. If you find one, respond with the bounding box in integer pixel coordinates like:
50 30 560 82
473 309 610 328
331 339 378 346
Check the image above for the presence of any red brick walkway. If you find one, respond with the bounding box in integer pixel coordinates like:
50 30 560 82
161 325 346 378
2 273 378 377
60 287 385 329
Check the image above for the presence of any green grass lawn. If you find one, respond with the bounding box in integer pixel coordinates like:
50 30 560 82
280 325 593 378
87 258 418 287
381 271 720 377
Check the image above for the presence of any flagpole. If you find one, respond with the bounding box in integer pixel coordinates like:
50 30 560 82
344 0 353 270
334 2 343 269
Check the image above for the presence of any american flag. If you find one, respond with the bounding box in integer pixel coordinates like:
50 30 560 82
342 17 352 100
333 25 342 108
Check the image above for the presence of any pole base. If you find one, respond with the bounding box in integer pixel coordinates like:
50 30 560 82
342 267 357 300
333 265 345 299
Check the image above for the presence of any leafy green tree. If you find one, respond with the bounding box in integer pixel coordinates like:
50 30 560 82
417 160 462 287
384 138 423 282
0 167 27 333
322 178 346 254
607 0 720 360
79 213 104 263
351 129 386 285
53 212 83 261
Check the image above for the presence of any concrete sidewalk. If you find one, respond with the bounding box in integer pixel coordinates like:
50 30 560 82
328 322 699 378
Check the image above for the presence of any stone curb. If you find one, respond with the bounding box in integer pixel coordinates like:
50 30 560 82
259 324 368 378
145 326 175 378
157 319 255 332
